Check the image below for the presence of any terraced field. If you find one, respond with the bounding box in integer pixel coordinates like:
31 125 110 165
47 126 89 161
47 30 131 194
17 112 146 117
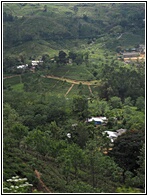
3 73 100 97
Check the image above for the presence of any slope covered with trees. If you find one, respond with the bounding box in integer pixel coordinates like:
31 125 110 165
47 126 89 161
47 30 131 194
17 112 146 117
3 3 145 58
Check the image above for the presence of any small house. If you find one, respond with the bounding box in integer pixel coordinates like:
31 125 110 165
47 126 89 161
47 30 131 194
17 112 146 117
17 64 28 69
103 131 118 143
67 133 71 138
86 116 107 125
116 128 127 136
31 60 43 66
103 128 127 143
122 52 140 58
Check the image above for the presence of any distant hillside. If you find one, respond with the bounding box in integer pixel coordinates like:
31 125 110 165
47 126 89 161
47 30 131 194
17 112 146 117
3 2 145 59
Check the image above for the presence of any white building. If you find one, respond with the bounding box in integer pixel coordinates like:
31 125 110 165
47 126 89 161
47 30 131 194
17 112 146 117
103 128 127 142
31 60 43 66
17 64 28 69
87 116 107 125
103 131 118 143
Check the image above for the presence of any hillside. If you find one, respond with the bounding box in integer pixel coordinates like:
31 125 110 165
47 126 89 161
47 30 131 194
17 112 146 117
3 3 145 59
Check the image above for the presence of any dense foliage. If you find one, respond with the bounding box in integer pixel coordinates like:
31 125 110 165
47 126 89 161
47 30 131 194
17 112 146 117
3 2 145 194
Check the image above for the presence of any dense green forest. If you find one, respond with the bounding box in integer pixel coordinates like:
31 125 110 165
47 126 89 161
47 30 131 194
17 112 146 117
3 2 145 193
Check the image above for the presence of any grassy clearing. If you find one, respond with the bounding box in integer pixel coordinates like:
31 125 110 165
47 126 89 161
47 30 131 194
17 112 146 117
12 83 24 91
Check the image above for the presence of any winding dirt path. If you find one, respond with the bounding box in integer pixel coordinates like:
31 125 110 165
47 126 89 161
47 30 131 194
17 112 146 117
88 85 93 96
3 74 99 86
3 75 20 79
65 83 74 96
43 75 98 86
34 169 52 193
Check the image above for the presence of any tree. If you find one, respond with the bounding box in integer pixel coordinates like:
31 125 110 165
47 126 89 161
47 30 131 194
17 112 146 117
3 103 21 130
73 5 78 14
83 14 88 21
49 121 61 140
66 180 100 193
85 146 122 192
135 96 145 112
46 96 68 124
83 52 89 63
124 97 134 106
42 53 50 65
25 129 45 154
98 100 110 116
68 51 77 61
71 123 90 148
100 63 145 102
3 55 19 72
123 108 145 131
58 50 67 64
44 5 47 12
11 123 28 147
3 12 14 22
74 53 83 65
58 143 85 179
108 130 144 182
18 52 26 64
132 143 145 190
72 95 88 119
109 96 122 109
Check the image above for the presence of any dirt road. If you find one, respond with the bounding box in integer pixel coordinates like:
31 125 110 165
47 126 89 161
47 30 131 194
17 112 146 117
3 75 20 79
3 74 100 88
34 169 52 193
43 75 99 86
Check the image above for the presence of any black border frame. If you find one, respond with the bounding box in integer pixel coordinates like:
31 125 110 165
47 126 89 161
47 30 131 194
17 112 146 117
1 1 147 195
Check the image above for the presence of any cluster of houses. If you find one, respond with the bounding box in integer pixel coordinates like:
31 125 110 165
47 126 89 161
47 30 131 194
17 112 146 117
86 116 126 142
118 44 145 62
17 60 43 69
67 116 127 143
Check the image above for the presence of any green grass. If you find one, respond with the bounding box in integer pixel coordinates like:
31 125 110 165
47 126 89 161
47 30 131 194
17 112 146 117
11 83 24 91
118 32 145 48
8 40 58 59
42 78 72 96
67 84 91 97
50 65 95 81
